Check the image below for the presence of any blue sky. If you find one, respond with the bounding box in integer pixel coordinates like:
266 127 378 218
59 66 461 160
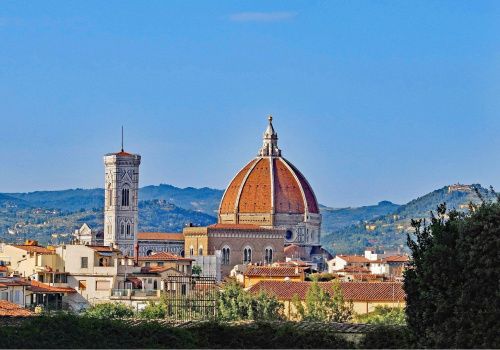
1 1 499 207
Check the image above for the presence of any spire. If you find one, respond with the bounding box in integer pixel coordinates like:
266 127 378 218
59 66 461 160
258 114 281 157
121 125 124 152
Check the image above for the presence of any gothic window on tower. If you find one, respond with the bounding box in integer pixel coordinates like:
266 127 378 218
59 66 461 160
122 187 130 207
126 223 131 237
120 223 125 237
199 245 203 256
189 246 194 255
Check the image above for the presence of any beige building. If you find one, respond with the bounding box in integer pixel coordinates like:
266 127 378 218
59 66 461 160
184 223 285 277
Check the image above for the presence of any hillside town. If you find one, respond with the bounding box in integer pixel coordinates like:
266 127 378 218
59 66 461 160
0 118 407 318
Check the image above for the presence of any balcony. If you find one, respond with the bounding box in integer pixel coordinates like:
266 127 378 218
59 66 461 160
110 289 160 300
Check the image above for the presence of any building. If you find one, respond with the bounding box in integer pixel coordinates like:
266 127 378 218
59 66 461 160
183 223 285 277
243 266 306 288
137 232 185 257
103 149 141 256
218 116 329 269
248 280 405 318
138 251 194 275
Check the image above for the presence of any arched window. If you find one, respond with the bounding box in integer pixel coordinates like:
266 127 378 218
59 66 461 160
199 245 203 256
189 245 194 256
120 223 125 237
126 223 131 236
265 247 273 264
222 245 230 265
146 250 153 256
243 246 252 264
122 187 130 207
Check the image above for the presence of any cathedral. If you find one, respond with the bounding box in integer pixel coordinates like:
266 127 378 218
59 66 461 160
75 116 330 272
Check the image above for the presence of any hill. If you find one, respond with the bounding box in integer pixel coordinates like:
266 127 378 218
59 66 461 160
6 185 223 215
0 199 216 246
321 184 490 256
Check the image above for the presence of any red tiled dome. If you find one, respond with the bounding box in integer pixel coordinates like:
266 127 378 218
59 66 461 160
219 156 319 216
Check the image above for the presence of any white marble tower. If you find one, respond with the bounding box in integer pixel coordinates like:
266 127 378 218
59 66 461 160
103 147 141 256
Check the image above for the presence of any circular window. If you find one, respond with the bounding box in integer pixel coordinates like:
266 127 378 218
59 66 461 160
286 230 293 240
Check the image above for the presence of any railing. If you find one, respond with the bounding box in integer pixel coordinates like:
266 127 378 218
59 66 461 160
110 289 159 298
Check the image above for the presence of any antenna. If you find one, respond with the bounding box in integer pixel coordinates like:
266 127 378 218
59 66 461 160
121 125 124 152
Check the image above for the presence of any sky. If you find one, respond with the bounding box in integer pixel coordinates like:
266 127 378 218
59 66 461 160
1 1 499 208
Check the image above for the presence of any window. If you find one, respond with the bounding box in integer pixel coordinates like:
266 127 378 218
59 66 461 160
96 280 110 291
189 246 194 256
14 290 20 303
145 262 150 267
54 274 67 283
98 258 108 267
222 246 230 265
147 278 152 284
243 246 252 264
126 223 131 236
120 223 125 237
157 262 164 267
107 183 112 208
122 187 130 206
181 284 187 295
81 257 88 268
199 245 203 256
265 247 273 264
1 292 8 300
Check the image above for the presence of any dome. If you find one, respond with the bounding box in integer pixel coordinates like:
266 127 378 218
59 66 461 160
218 116 322 247
219 156 319 216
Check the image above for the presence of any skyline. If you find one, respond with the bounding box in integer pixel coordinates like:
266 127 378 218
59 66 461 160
1 1 499 207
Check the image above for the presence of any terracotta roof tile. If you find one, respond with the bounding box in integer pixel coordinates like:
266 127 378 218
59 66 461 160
220 158 259 214
283 159 319 214
239 158 272 213
336 255 371 263
274 158 304 214
207 223 271 230
0 301 34 317
139 252 194 261
11 245 53 254
383 256 408 262
138 232 185 241
248 281 405 301
29 280 77 293
244 266 304 277
88 246 121 253
0 266 7 272
284 244 308 259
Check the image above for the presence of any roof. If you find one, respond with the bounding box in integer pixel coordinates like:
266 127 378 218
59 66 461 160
336 255 371 263
88 246 120 253
29 280 77 293
207 223 272 230
244 266 305 277
138 232 185 241
0 301 34 317
10 245 53 254
139 252 194 261
383 256 408 263
219 157 319 216
107 151 134 156
0 266 7 272
248 281 406 301
339 266 371 273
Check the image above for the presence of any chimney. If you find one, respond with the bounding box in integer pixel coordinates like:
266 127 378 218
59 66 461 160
134 243 139 266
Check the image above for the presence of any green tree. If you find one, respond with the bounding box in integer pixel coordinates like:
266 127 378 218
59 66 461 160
291 280 353 322
138 295 167 319
83 303 134 319
404 194 500 348
192 265 202 275
216 280 283 321
354 305 406 325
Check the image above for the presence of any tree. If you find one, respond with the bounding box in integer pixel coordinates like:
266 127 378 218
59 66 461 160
192 265 202 275
216 280 284 321
404 194 500 348
138 295 167 319
291 280 353 322
83 302 134 319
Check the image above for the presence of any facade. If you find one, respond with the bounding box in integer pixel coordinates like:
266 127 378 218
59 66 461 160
103 149 141 256
183 223 285 277
218 117 328 268
137 232 185 257
243 266 306 288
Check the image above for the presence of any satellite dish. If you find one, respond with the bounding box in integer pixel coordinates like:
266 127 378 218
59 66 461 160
51 237 59 245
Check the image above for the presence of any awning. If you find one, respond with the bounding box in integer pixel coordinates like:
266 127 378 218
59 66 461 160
79 281 86 289
97 252 114 257
126 277 142 284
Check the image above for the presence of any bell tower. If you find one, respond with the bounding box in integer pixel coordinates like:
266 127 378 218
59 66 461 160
103 145 141 256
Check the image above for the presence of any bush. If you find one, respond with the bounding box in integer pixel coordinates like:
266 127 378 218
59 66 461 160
354 306 406 325
83 302 134 319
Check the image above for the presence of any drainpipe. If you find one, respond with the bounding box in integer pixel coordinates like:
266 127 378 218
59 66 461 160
135 243 139 266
